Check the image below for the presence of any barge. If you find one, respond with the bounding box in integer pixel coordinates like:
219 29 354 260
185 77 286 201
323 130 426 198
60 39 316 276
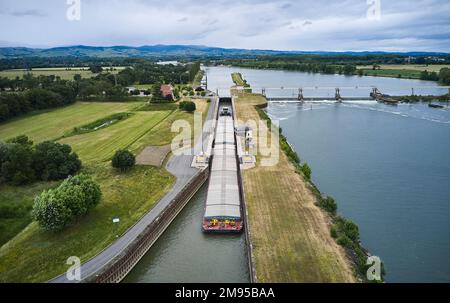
202 98 243 233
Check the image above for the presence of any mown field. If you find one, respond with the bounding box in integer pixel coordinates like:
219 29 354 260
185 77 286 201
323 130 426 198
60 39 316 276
357 64 450 73
59 110 172 163
0 67 126 80
235 92 355 282
0 102 140 143
357 64 450 80
0 98 208 282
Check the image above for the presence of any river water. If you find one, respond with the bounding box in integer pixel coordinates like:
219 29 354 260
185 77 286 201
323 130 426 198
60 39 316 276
126 65 450 283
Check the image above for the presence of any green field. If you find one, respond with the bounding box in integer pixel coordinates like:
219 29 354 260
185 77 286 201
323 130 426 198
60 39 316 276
59 110 172 163
0 98 210 282
0 102 140 143
357 64 450 80
0 67 126 80
358 64 450 73
359 68 422 79
0 163 174 282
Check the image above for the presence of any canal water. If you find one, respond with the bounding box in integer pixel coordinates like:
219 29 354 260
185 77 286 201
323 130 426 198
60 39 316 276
124 185 249 283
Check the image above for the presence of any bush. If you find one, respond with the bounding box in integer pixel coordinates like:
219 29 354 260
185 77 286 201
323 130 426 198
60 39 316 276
32 174 101 232
112 149 135 171
336 217 360 242
179 101 196 112
337 235 354 249
319 196 337 215
32 141 82 181
300 163 312 181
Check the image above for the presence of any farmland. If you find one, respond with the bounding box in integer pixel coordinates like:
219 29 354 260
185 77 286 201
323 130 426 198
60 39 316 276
0 67 126 80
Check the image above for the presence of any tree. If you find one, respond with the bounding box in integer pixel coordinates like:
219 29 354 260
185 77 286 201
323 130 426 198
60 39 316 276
32 141 82 181
32 174 101 232
300 163 312 181
0 142 35 185
151 82 165 103
89 65 103 74
439 68 450 85
179 101 196 112
343 64 356 75
112 150 135 171
319 196 337 215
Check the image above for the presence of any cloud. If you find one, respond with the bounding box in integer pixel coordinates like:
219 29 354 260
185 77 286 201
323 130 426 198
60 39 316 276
0 0 449 52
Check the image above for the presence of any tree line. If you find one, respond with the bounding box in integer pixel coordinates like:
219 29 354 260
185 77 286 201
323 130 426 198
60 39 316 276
0 135 81 185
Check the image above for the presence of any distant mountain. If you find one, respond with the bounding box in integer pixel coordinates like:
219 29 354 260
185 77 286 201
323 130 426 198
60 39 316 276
0 45 447 59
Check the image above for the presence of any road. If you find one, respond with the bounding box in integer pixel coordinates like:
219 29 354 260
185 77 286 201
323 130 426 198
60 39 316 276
50 97 218 283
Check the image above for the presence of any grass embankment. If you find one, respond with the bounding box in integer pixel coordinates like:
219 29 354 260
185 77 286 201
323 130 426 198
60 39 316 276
0 67 125 81
0 182 58 246
0 163 174 282
0 98 208 282
234 92 355 282
231 72 250 87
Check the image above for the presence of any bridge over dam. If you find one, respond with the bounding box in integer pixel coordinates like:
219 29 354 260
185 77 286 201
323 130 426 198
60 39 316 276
229 86 450 104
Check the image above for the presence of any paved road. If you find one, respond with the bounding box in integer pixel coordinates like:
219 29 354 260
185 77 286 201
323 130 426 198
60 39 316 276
50 97 218 283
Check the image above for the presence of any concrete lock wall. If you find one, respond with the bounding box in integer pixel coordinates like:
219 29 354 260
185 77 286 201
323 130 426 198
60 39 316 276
231 96 257 283
87 168 210 283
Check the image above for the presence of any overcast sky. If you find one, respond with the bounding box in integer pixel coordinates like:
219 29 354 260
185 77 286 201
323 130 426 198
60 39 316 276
0 0 449 52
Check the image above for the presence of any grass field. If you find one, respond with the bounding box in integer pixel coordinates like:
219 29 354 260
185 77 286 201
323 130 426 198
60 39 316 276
235 92 355 282
0 98 210 282
129 99 209 153
357 64 450 73
357 64 450 80
0 102 141 143
0 163 174 282
0 67 126 80
59 110 172 163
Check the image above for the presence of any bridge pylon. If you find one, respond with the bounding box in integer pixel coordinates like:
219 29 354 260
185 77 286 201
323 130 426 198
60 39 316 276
335 88 342 102
298 88 304 101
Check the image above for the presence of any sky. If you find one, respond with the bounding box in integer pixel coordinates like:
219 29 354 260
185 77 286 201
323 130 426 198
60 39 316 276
0 0 449 52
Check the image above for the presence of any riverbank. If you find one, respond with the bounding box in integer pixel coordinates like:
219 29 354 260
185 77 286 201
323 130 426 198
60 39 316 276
234 91 356 282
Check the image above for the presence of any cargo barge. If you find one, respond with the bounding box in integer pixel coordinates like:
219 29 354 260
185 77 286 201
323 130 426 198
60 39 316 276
202 98 243 233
